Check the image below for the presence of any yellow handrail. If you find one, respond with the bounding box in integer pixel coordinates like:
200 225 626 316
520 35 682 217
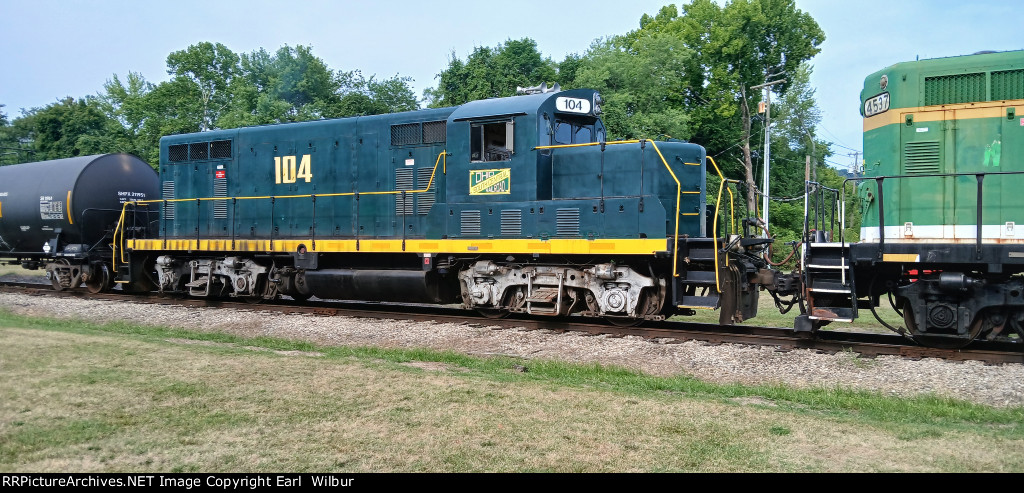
535 139 687 278
114 152 448 268
706 156 739 293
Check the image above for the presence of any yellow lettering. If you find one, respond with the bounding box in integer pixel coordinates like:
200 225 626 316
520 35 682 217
282 156 297 184
274 154 313 185
297 154 312 182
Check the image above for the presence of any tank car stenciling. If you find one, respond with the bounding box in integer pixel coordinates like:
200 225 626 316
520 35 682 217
112 87 778 324
798 49 1024 347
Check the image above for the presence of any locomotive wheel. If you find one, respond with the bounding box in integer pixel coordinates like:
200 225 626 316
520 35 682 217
85 264 113 294
476 308 510 319
903 304 983 349
604 315 643 327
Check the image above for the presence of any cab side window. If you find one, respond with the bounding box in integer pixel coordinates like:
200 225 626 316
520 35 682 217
470 120 514 162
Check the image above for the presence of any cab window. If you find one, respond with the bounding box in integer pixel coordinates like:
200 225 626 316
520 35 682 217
552 118 595 145
470 120 514 162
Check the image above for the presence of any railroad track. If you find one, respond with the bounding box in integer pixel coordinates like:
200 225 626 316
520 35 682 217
1 280 1021 365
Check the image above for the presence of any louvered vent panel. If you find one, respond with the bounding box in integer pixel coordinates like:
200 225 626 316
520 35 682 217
924 73 985 105
992 69 1024 101
213 178 228 219
395 168 414 215
904 141 941 174
501 210 522 236
168 144 188 162
391 123 420 146
556 208 580 237
416 167 435 215
461 210 481 236
162 181 176 221
422 121 446 144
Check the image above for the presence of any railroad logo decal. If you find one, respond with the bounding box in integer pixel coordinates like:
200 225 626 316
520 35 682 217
469 168 511 195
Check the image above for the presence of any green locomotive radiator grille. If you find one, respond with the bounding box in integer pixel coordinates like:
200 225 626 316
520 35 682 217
500 209 522 236
461 210 481 236
904 141 941 174
992 69 1024 100
925 72 985 105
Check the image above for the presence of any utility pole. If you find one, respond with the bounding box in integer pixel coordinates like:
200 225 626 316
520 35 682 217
848 151 862 177
750 79 785 237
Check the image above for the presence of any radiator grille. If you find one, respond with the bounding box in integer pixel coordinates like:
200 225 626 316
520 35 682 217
904 141 941 174
391 123 420 146
992 69 1024 101
501 209 522 236
168 144 188 162
556 208 580 237
422 121 446 144
924 73 985 105
461 210 481 236
188 142 209 160
210 140 232 159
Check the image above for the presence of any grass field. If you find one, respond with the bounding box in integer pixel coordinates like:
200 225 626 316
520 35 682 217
1 309 1022 473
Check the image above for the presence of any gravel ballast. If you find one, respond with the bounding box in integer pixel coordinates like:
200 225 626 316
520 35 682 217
0 291 1021 408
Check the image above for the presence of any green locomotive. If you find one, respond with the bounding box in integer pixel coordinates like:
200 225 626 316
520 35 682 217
801 50 1024 346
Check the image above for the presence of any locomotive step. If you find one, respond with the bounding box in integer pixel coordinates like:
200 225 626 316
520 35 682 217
679 294 719 309
524 288 560 303
185 278 209 288
679 270 717 286
808 306 854 322
808 280 852 293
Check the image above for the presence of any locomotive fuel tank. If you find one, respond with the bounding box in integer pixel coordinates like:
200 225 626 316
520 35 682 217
0 154 159 255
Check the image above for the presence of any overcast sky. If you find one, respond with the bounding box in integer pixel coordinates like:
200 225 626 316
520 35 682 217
1 0 1020 173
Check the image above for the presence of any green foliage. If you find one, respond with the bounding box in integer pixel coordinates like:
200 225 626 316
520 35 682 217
31 97 111 160
425 38 558 108
571 34 691 140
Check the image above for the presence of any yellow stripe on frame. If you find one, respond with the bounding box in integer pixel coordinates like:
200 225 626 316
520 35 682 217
127 237 670 256
882 253 920 263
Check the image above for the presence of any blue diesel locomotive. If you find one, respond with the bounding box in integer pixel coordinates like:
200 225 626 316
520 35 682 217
110 86 784 325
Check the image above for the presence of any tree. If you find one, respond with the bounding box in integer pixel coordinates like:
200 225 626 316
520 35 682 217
425 38 558 107
30 97 111 160
571 34 691 140
165 42 241 131
620 1 824 214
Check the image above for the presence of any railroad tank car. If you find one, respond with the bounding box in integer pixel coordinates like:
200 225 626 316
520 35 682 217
798 49 1024 346
0 154 159 292
115 86 782 324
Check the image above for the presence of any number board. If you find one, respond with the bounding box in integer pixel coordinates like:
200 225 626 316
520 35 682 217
555 97 591 115
864 92 890 117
